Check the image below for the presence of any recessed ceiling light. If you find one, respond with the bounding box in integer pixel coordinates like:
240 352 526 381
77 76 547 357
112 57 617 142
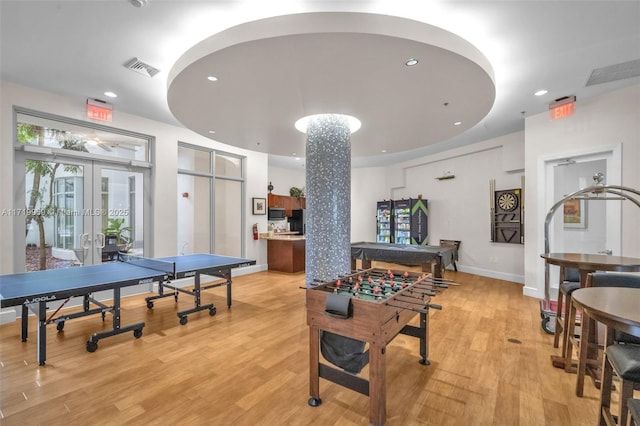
405 58 419 66
129 0 148 7
104 91 117 98
208 130 215 134
294 114 361 134
207 76 218 82
534 89 548 96
295 157 301 161
292 152 297 156
453 121 462 126
381 149 387 153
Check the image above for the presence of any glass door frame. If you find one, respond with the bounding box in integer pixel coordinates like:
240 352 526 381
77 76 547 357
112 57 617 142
13 151 152 271
12 107 154 272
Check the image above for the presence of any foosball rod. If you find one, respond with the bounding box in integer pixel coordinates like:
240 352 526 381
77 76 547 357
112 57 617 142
388 296 443 310
385 302 428 314
411 283 446 293
397 289 436 299
385 300 443 313
419 276 459 285
389 292 434 306
410 282 447 292
404 288 436 297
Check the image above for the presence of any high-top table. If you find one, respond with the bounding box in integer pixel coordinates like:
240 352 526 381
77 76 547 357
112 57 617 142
541 253 640 287
540 253 640 368
571 287 640 426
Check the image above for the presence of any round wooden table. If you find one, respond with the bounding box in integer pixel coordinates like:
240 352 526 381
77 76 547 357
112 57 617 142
541 253 640 286
540 253 640 368
571 287 640 426
572 287 640 341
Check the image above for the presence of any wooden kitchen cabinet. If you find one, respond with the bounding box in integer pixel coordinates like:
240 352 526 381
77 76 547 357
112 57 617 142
268 193 306 216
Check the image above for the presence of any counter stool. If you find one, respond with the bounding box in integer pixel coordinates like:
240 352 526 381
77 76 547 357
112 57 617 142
599 343 640 426
553 266 580 358
628 398 640 426
571 273 640 397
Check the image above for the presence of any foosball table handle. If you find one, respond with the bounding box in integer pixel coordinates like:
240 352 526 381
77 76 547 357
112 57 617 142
428 303 442 310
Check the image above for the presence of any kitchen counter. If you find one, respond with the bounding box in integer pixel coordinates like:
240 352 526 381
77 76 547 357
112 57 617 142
259 232 305 240
263 234 305 273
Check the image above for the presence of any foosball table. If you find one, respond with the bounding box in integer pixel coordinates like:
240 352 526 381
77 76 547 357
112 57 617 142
306 268 451 425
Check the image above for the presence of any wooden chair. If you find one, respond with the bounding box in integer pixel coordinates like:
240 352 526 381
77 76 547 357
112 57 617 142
439 239 460 271
553 266 580 358
599 343 640 426
571 272 640 397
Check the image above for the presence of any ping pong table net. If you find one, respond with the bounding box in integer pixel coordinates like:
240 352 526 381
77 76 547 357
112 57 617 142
117 253 176 277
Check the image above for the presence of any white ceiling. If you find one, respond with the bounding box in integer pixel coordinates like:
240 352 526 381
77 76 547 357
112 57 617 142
1 1 639 169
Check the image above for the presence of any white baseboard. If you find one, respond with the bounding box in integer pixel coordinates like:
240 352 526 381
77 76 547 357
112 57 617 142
0 308 17 324
233 264 267 276
456 265 524 284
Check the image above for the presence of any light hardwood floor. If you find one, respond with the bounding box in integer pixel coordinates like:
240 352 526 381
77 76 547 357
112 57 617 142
0 263 633 425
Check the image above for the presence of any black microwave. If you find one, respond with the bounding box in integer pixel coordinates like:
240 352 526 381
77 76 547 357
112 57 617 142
268 207 286 220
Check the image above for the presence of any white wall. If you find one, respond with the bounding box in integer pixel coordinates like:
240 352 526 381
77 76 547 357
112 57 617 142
267 165 306 197
373 131 526 283
0 81 269 277
351 167 390 242
524 83 640 299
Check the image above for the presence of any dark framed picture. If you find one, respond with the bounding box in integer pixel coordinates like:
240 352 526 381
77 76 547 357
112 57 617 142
252 197 266 215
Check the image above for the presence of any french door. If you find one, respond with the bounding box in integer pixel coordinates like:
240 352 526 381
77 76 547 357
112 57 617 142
15 151 149 272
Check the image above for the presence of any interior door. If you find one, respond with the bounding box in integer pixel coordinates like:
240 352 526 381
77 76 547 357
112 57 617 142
547 151 621 256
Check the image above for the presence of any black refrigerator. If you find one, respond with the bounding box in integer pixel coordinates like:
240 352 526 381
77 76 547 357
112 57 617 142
289 209 306 234
375 201 393 243
393 198 428 245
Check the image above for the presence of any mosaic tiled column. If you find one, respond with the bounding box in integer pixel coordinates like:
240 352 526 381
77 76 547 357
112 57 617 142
305 114 352 287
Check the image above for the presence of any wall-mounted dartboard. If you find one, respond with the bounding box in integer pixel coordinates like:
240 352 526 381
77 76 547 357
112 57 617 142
492 188 523 244
497 191 518 212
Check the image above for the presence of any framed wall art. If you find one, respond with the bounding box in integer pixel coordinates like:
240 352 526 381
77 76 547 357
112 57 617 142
563 198 586 228
252 197 266 215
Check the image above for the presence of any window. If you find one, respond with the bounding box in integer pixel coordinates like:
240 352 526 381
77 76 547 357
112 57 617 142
177 143 245 257
17 112 150 162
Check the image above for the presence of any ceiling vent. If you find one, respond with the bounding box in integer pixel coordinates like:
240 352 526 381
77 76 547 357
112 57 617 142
124 57 160 78
586 58 640 87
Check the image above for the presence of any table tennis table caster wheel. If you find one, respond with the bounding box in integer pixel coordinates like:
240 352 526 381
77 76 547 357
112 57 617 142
179 316 188 325
209 307 217 316
133 329 143 338
308 397 322 407
86 340 98 352
146 301 154 309
56 321 65 331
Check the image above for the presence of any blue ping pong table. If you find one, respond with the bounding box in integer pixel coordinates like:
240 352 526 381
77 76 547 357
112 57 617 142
0 253 255 365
